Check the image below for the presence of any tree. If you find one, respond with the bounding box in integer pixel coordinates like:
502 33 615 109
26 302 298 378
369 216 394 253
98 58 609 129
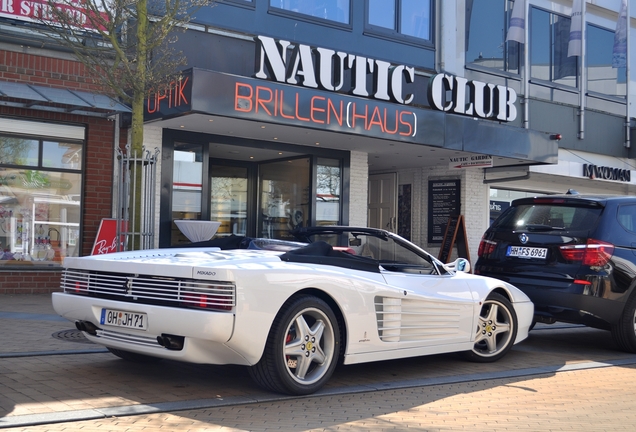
35 0 215 249
37 0 214 154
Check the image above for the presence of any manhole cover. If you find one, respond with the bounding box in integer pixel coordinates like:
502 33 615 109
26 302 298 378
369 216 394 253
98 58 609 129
52 329 94 344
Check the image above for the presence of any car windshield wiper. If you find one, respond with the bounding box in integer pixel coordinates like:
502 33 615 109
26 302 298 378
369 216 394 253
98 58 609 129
524 224 565 231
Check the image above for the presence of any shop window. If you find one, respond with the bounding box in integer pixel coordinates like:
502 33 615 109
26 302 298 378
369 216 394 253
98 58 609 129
269 0 350 24
586 24 627 98
0 134 82 267
465 0 520 74
316 158 341 226
171 143 204 244
368 0 432 42
210 165 248 237
530 8 578 87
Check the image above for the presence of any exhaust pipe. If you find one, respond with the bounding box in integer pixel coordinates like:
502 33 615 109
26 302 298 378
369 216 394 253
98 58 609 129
156 334 185 351
75 320 99 336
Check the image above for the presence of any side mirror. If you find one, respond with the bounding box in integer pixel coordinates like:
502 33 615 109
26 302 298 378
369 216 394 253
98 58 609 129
450 258 471 273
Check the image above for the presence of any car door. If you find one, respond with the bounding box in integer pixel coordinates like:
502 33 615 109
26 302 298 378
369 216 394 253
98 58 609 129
378 270 475 347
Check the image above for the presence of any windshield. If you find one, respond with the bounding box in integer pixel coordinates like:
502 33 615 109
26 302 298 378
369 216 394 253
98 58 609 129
304 230 443 274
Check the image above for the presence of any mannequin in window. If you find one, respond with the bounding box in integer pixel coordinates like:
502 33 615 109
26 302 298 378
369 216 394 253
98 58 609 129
288 210 304 230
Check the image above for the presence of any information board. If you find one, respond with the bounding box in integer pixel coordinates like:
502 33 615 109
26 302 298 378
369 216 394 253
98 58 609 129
428 180 460 243
437 215 470 263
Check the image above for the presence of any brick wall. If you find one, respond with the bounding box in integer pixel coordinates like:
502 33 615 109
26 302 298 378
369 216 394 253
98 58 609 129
0 50 100 92
0 271 62 294
0 50 122 294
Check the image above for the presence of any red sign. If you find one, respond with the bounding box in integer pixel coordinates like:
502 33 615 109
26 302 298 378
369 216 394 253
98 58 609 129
91 218 127 255
0 0 106 30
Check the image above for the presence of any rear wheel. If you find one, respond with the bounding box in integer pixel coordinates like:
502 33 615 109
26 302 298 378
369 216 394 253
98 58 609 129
107 347 162 363
611 293 636 353
249 295 340 395
463 293 518 362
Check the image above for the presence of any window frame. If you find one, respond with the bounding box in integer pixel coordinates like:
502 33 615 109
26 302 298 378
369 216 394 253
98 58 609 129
364 0 435 48
221 0 255 10
464 0 521 75
528 6 579 89
0 130 85 268
585 22 628 101
267 0 353 29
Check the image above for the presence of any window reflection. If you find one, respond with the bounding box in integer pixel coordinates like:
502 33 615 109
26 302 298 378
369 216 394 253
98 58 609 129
530 8 577 87
369 0 395 29
587 24 627 97
0 136 39 166
368 0 431 41
171 143 203 244
270 0 349 24
259 158 310 240
42 141 83 170
316 158 340 226
1 133 83 267
0 169 81 265
466 0 520 73
210 165 248 238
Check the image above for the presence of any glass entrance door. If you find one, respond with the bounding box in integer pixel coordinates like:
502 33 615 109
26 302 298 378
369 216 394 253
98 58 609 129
259 158 310 239
210 165 249 237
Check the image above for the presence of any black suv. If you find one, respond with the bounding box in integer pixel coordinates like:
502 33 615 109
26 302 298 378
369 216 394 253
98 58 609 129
475 193 636 352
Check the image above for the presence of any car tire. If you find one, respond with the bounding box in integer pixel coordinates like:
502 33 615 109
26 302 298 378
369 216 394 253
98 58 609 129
249 294 340 395
463 292 518 363
107 347 162 363
611 293 636 353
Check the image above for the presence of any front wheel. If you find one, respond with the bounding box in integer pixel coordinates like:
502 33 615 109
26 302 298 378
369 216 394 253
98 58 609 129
611 293 636 353
249 295 340 395
463 293 518 363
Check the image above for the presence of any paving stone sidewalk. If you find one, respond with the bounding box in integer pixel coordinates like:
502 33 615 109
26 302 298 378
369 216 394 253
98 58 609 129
0 294 104 355
2 294 636 431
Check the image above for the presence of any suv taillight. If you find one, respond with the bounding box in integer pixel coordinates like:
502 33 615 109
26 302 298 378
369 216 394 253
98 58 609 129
559 239 614 266
478 238 497 257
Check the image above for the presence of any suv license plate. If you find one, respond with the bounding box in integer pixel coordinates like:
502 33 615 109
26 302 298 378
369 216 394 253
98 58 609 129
506 246 548 259
100 308 148 330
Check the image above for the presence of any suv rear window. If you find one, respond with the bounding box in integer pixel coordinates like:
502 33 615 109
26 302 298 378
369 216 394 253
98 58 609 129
492 204 601 231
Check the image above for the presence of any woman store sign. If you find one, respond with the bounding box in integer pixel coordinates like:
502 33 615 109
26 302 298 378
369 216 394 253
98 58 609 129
0 0 102 30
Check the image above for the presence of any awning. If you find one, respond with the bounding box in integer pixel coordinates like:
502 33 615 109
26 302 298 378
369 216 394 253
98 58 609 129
0 81 131 117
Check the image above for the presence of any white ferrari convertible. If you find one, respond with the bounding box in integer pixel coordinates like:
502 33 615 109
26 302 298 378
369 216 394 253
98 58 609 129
52 226 533 395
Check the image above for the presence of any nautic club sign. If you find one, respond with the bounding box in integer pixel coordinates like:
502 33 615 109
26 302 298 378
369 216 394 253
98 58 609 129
146 35 518 138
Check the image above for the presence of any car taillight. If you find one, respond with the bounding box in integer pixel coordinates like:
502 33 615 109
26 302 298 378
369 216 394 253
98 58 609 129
478 238 497 257
182 292 233 311
559 239 614 266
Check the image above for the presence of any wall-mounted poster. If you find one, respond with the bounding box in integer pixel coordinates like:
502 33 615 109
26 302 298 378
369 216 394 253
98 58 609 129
398 184 411 241
428 180 460 243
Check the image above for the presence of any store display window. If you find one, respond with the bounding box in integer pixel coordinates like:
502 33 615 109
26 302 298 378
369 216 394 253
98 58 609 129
0 134 82 267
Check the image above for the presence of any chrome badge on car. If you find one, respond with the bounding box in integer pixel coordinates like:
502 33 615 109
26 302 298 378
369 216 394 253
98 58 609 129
519 233 529 244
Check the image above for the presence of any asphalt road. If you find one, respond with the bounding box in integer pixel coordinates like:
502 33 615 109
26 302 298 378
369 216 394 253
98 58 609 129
2 294 636 431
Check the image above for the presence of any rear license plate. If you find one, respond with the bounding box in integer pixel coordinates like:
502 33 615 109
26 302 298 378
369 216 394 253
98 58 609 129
506 246 548 259
100 308 148 330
